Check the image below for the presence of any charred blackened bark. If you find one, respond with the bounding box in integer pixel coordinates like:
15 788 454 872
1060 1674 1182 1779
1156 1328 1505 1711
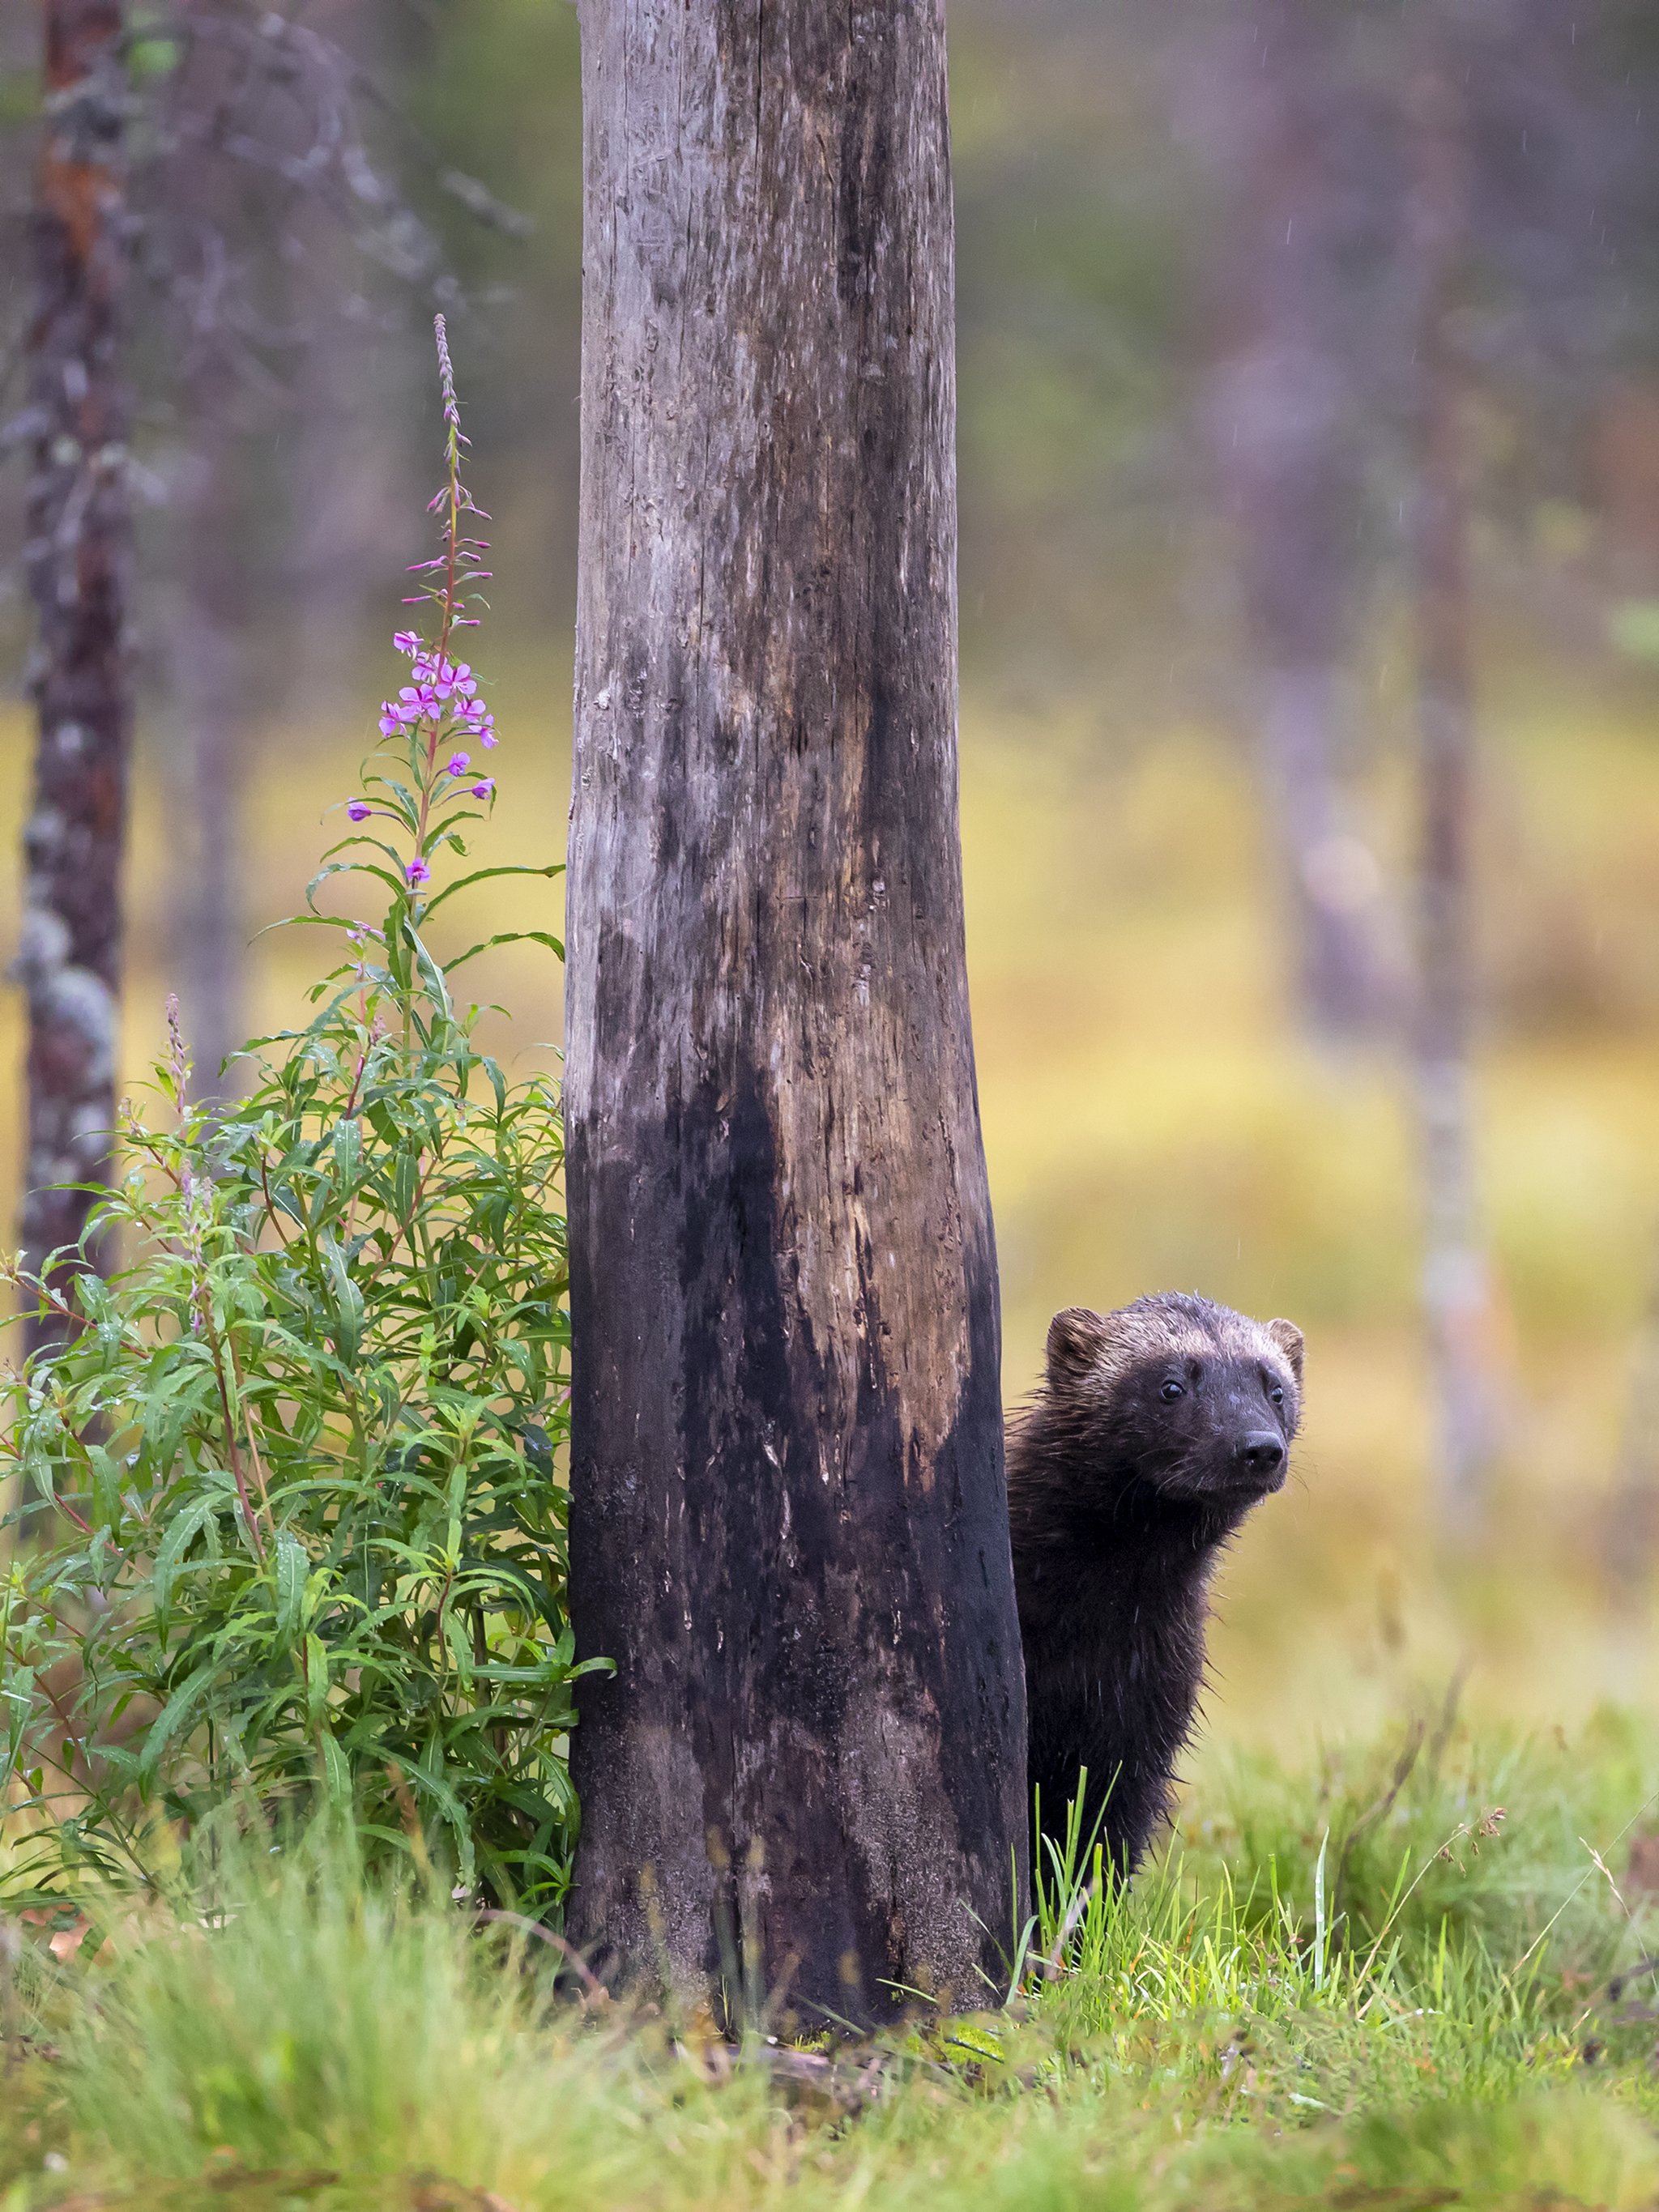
565 3 1027 2026
19 0 133 1349
1408 45 1499 1536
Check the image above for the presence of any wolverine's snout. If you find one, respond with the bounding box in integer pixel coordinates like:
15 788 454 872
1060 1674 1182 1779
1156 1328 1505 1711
1234 1431 1286 1485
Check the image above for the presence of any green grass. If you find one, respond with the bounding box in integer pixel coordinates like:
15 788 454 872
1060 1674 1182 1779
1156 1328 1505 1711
6 1714 1659 2210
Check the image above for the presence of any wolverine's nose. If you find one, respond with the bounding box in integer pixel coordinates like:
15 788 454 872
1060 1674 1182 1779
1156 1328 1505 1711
1235 1433 1285 1481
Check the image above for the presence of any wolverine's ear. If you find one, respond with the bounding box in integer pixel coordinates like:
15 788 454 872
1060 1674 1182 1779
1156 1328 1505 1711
1045 1306 1111 1389
1265 1318 1304 1385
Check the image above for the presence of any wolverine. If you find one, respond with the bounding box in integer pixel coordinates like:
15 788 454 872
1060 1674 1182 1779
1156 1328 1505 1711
1007 1292 1303 1880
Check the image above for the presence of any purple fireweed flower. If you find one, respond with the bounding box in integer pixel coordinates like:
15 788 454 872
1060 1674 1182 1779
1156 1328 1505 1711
354 325 502 909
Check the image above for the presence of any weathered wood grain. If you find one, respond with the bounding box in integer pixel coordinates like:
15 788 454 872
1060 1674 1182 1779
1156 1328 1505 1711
565 0 1027 2026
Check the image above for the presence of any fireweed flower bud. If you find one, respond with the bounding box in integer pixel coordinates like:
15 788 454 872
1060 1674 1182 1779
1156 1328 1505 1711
470 779 494 800
406 857 432 889
445 753 471 778
435 313 462 432
348 800 372 822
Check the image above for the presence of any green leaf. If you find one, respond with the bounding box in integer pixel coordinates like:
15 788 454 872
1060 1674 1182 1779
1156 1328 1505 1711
152 1497 220 1618
305 1633 331 1726
319 1726 352 1807
394 1149 420 1226
401 922 454 1027
139 1657 223 1783
333 1118 364 1185
418 862 565 920
274 1532 309 1649
304 857 408 912
444 930 565 974
320 1238 365 1367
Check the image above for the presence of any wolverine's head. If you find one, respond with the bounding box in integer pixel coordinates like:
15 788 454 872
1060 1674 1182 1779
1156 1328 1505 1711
1039 1291 1303 1516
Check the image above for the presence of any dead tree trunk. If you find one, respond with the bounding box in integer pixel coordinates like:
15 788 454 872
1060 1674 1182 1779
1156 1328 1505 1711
565 4 1027 2027
19 0 133 1349
1408 44 1499 1537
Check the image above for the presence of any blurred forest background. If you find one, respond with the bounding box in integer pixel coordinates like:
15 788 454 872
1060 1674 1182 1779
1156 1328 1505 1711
6 0 1659 1779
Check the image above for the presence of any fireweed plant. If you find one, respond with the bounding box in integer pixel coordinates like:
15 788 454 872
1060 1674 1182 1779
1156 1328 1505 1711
0 319 598 1915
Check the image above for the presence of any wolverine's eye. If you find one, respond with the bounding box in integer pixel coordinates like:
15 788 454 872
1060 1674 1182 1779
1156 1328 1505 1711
1160 1379 1185 1402
1269 1385 1285 1408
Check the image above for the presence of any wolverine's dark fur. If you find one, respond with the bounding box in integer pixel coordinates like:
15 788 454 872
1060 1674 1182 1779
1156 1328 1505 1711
1008 1292 1303 1881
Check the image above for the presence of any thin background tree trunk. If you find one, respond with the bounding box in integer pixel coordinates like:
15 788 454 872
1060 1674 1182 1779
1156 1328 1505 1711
168 399 248 1103
1607 1252 1659 1597
1210 0 1386 1042
565 2 1027 2027
285 0 412 718
19 0 133 1349
159 0 259 1105
1408 37 1499 1537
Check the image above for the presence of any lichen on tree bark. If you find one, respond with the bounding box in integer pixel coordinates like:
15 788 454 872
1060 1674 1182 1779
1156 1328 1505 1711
20 0 133 1349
